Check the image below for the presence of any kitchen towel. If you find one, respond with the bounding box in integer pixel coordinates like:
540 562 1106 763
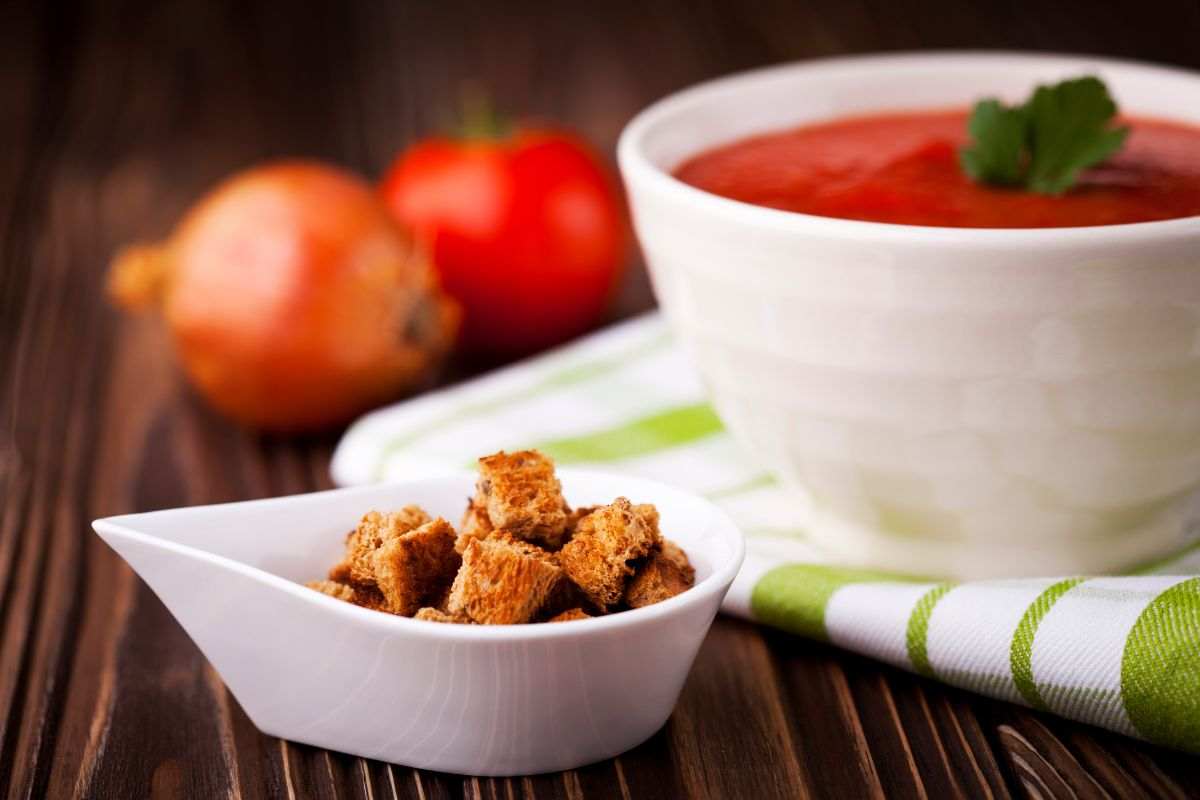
332 313 1200 753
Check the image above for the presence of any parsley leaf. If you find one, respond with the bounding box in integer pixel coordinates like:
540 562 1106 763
959 76 1129 195
960 99 1029 187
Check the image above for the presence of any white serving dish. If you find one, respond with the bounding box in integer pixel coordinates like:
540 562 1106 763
619 52 1200 579
92 470 744 776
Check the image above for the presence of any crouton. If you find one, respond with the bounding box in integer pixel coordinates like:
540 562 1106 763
329 506 432 585
632 503 660 534
490 530 559 565
447 532 562 624
414 607 472 624
538 571 594 620
456 497 494 553
372 518 460 616
428 583 453 613
309 451 691 626
548 608 591 622
474 450 569 548
565 505 598 537
306 579 387 611
306 579 356 602
625 539 695 608
349 585 388 612
557 498 661 609
659 539 693 576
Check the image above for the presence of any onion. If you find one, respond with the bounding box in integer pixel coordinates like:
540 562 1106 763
109 161 459 432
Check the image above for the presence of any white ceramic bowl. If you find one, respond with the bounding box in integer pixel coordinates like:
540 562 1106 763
619 52 1200 579
92 470 743 776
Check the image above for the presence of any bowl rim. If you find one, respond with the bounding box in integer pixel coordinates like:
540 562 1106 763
92 467 746 642
617 49 1200 244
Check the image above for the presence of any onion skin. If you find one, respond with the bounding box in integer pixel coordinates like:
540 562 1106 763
109 161 459 432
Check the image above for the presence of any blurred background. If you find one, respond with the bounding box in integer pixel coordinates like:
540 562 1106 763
5 0 1200 379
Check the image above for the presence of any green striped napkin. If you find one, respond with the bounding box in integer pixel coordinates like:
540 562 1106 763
332 313 1200 753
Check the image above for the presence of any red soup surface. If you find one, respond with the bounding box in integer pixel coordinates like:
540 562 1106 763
673 110 1200 228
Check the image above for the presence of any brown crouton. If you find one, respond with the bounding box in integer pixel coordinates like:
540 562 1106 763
329 506 432 585
659 539 693 575
557 498 661 609
306 579 387 611
456 497 494 553
310 449 691 625
548 608 592 622
474 450 568 548
538 570 594 620
625 539 695 608
489 530 559 565
565 505 598 537
428 582 453 613
447 532 562 624
632 503 660 534
306 579 356 602
372 518 460 616
349 585 388 611
414 606 472 624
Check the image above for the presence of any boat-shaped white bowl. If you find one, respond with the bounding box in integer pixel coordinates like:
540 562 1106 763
91 469 744 776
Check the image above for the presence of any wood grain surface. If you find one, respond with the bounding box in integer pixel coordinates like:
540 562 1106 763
3 0 1200 797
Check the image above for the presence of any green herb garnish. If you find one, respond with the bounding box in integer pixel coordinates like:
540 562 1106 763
960 76 1129 195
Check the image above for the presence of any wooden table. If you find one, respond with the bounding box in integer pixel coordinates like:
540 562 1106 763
3 1 1200 797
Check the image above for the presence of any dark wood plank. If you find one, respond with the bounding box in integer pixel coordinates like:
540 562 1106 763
667 619 809 799
3 0 1200 798
575 731 685 800
844 666 931 798
923 689 1012 799
768 634 889 798
982 703 1200 800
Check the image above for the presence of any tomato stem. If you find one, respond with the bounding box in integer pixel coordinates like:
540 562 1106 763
457 83 512 141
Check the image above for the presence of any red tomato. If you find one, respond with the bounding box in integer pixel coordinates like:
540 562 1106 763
380 129 625 355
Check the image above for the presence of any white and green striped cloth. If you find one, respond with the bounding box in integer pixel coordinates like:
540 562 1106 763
332 313 1200 753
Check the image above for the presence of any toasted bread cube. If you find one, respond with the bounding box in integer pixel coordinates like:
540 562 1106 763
414 607 472 624
327 548 356 584
625 539 695 608
474 450 568 548
428 583 453 613
447 532 562 624
330 506 432 585
349 585 388 612
632 503 660 533
490 530 559 565
538 569 593 620
306 579 356 602
548 608 591 623
456 497 494 553
558 498 661 609
307 579 387 611
659 539 693 574
565 505 598 537
372 518 460 616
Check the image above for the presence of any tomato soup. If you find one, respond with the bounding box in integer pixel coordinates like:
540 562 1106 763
673 110 1200 228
